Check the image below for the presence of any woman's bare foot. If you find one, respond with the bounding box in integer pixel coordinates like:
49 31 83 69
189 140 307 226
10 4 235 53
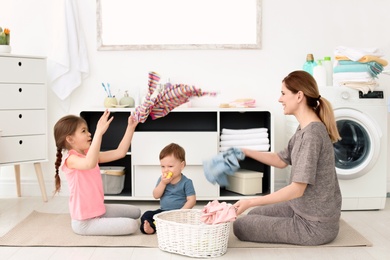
143 220 155 234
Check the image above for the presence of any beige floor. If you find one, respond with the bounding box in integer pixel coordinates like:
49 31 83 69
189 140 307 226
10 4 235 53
0 196 390 260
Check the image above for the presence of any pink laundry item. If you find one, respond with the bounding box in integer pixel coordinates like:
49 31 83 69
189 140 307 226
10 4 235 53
200 200 237 224
229 98 256 108
133 71 217 123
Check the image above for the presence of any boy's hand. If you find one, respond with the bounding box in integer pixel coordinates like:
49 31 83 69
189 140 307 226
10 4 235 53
161 172 173 184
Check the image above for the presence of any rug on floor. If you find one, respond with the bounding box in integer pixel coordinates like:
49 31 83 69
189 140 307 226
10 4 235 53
0 211 372 248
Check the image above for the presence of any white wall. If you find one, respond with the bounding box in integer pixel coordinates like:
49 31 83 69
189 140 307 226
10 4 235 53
1 0 390 197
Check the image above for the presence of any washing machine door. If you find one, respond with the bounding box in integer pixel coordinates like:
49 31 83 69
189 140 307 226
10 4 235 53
333 108 382 180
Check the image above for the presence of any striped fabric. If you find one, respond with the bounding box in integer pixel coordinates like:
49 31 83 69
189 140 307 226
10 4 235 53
133 72 217 123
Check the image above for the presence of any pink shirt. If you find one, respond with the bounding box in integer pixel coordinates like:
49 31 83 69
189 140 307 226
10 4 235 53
61 149 106 220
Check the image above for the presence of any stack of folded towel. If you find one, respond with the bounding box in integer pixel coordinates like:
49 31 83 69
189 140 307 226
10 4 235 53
219 128 270 152
333 46 388 93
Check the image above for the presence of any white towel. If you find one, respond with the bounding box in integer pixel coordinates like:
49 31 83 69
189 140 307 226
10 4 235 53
220 138 269 147
333 72 374 88
220 133 269 141
221 128 268 135
47 0 89 100
334 46 384 61
219 144 270 152
332 71 373 81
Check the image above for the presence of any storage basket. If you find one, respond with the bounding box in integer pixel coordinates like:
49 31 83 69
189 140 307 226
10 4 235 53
153 209 231 258
100 166 125 195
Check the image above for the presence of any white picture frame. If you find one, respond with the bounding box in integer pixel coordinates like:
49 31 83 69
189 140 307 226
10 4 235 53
97 0 262 50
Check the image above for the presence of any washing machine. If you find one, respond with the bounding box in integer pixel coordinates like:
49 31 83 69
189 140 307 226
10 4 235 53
319 85 388 210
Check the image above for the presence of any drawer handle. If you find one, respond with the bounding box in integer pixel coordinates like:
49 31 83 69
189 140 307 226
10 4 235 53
19 140 23 145
19 88 22 93
19 114 23 119
18 61 22 67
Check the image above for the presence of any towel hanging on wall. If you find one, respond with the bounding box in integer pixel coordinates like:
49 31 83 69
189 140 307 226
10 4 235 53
47 0 89 100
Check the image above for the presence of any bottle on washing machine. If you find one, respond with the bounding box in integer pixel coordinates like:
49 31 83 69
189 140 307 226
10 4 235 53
323 56 333 86
303 54 317 75
313 60 327 87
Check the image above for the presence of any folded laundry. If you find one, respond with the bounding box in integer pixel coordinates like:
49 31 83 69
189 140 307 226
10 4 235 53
333 71 373 80
203 147 245 187
334 46 384 61
219 144 270 152
221 128 268 135
335 55 388 67
339 81 378 94
334 61 383 78
200 200 237 224
220 132 268 141
220 138 269 147
228 98 256 108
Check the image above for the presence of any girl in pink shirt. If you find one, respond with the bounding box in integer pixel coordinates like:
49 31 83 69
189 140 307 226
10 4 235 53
54 110 141 235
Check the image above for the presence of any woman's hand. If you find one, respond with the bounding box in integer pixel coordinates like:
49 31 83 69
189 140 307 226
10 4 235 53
233 199 253 215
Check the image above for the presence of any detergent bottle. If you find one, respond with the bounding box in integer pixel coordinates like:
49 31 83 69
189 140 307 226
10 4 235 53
313 60 327 87
303 54 317 75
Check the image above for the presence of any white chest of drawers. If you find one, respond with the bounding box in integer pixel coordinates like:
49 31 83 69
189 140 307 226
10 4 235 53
0 54 48 201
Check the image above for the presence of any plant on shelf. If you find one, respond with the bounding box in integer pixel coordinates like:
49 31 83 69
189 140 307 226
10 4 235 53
0 27 10 45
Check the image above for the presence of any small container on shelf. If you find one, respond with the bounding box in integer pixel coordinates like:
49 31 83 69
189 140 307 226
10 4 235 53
226 169 263 195
100 166 125 194
104 97 118 108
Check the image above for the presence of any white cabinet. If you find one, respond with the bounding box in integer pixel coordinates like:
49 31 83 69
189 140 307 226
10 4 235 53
80 108 274 201
132 132 220 198
132 132 218 165
0 54 48 202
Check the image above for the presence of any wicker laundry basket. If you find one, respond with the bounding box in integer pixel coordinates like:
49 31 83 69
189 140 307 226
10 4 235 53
153 209 231 258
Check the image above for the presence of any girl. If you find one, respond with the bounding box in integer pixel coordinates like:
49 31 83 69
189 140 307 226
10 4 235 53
54 110 141 236
233 70 342 246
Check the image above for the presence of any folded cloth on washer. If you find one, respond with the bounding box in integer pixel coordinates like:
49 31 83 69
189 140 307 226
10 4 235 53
220 132 268 141
219 144 270 152
221 128 268 135
203 147 245 187
335 55 388 67
220 138 269 147
200 200 237 224
333 72 374 87
339 81 378 94
333 61 383 78
334 46 384 61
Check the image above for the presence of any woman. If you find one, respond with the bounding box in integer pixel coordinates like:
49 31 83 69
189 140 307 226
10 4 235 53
233 70 342 246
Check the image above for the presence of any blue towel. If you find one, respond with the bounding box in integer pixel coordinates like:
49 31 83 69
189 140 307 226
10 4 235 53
334 61 383 78
203 147 245 187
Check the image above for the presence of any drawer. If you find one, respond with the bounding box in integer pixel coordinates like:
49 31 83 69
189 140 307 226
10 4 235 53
0 84 46 109
0 135 47 164
132 132 218 165
0 56 46 83
0 110 46 136
133 165 219 198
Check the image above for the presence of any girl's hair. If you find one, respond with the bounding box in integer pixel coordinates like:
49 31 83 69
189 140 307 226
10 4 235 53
53 115 87 194
282 70 341 143
159 143 186 166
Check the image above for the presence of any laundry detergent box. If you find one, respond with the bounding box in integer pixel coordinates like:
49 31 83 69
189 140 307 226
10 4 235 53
100 166 125 194
226 170 263 195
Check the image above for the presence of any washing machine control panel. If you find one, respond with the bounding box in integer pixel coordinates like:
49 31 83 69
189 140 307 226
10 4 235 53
359 91 384 99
